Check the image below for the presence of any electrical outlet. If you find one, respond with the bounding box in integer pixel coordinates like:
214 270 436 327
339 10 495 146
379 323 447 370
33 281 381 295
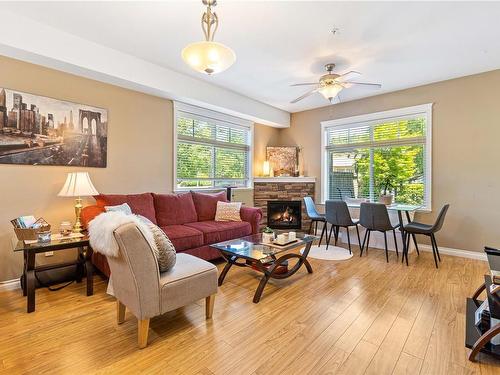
45 251 54 257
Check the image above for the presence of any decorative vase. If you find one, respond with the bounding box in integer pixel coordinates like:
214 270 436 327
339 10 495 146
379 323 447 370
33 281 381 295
379 194 394 206
262 232 275 243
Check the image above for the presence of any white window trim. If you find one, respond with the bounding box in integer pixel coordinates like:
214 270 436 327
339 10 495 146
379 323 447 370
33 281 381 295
173 101 254 192
320 103 433 211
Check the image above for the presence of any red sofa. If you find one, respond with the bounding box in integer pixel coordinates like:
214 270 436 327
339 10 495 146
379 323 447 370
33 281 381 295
81 191 263 277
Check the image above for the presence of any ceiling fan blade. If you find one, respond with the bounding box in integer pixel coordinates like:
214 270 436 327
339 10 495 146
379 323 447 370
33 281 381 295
290 88 320 104
344 81 382 88
338 71 361 81
290 83 319 87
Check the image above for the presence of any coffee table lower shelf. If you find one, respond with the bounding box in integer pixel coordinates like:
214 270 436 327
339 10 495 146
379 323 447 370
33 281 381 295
465 298 500 360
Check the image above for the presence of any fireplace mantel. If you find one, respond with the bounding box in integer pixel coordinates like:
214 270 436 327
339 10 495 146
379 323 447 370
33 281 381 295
253 177 316 183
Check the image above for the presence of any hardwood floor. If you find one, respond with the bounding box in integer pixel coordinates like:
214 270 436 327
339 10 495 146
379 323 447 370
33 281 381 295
0 246 498 374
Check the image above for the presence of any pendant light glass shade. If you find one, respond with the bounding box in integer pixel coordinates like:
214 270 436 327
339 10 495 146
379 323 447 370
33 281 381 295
182 41 236 75
320 84 343 102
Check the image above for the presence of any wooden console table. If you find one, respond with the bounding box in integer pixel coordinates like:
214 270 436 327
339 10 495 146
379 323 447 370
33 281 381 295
14 235 94 313
466 274 500 361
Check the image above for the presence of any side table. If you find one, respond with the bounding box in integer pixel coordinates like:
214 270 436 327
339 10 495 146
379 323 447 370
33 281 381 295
14 235 94 313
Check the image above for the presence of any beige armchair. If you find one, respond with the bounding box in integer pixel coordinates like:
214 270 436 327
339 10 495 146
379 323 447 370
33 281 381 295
108 222 218 348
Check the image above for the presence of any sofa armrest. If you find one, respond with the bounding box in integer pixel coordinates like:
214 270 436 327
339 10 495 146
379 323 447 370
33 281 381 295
240 206 263 234
81 205 105 229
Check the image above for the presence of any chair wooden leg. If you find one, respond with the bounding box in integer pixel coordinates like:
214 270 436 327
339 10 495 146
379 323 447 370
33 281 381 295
355 225 362 252
429 234 439 269
346 227 352 254
318 222 327 246
366 230 371 254
334 226 339 246
117 300 126 324
383 231 389 263
393 229 399 257
206 294 215 319
412 234 420 255
360 229 368 257
326 225 334 250
138 319 150 349
308 220 313 234
431 234 441 262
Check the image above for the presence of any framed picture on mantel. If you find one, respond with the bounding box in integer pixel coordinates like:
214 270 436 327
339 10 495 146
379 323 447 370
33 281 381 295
266 146 299 177
0 87 108 168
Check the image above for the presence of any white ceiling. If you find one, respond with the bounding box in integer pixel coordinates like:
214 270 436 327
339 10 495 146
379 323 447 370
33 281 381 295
2 1 500 113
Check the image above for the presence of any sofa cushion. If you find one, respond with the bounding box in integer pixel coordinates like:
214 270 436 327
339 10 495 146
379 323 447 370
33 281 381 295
153 192 198 226
95 193 157 224
161 225 204 252
184 220 252 245
191 190 228 221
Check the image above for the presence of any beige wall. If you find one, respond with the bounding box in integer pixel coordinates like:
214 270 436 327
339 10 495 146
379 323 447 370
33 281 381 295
253 122 281 177
280 69 500 252
0 56 174 282
0 56 281 282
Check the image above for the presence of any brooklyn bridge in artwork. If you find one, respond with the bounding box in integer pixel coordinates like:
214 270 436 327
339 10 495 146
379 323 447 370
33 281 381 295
0 88 107 167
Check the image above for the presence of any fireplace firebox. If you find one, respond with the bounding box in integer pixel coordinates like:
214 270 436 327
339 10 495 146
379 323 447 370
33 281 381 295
267 200 302 230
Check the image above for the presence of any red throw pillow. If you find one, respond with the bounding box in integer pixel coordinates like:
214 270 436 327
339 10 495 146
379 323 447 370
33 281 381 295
191 190 228 221
95 193 157 224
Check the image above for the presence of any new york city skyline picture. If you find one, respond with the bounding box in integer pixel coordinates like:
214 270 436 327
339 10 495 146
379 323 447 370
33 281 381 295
0 88 108 167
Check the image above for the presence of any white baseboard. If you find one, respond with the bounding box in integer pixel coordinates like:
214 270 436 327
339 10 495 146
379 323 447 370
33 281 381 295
0 279 20 291
314 227 487 261
418 244 487 261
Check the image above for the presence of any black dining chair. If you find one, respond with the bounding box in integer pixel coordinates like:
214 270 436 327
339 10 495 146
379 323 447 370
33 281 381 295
403 204 450 269
325 200 362 254
303 197 327 245
359 202 399 263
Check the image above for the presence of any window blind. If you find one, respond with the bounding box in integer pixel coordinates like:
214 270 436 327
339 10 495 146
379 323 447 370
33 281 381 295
323 107 431 208
175 104 251 189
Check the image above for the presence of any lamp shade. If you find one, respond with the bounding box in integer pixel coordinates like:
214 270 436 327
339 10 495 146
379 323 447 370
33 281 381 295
182 41 236 75
58 172 98 197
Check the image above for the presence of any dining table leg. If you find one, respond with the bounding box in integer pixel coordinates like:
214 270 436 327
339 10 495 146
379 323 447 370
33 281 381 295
397 210 409 266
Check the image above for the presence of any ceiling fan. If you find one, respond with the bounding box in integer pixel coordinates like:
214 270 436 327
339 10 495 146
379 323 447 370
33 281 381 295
290 63 381 104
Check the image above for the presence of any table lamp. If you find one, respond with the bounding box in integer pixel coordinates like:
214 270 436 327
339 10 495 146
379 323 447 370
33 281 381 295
58 172 98 232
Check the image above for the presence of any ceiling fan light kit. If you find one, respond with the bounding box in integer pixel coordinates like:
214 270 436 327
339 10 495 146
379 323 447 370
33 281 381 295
290 63 382 104
320 84 343 103
182 0 236 75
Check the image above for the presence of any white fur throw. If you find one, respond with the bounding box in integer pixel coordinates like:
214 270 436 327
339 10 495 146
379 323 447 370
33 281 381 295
88 211 157 257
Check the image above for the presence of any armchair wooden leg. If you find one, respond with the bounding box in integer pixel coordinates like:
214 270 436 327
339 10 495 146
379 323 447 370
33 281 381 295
138 319 150 349
117 300 126 325
206 294 216 319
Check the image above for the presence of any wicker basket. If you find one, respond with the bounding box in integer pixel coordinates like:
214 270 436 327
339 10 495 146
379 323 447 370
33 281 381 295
13 218 51 241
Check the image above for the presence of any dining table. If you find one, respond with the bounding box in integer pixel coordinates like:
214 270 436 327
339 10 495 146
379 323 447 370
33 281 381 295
346 202 422 265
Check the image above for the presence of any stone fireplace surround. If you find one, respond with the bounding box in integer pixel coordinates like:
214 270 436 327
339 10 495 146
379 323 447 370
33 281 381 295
253 177 316 231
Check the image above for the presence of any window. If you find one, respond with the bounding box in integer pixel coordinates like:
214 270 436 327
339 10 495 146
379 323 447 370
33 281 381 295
174 102 253 190
321 104 432 209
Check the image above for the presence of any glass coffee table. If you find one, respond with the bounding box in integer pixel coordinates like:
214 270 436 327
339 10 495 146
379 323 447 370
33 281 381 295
211 233 316 303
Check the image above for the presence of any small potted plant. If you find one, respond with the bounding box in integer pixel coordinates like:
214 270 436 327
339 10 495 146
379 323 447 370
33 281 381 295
379 177 394 206
262 226 275 243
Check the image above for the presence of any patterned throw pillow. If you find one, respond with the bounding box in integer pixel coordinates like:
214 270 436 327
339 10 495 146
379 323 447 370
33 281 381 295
215 201 242 222
147 223 176 272
136 215 176 272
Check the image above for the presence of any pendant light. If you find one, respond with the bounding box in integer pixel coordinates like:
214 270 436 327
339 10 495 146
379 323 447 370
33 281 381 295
182 0 236 75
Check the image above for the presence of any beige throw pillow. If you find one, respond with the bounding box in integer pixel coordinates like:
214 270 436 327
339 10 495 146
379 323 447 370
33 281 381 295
148 223 176 272
137 215 176 272
215 201 242 222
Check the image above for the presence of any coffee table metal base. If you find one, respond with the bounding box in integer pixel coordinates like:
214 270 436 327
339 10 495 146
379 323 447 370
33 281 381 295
218 241 314 303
